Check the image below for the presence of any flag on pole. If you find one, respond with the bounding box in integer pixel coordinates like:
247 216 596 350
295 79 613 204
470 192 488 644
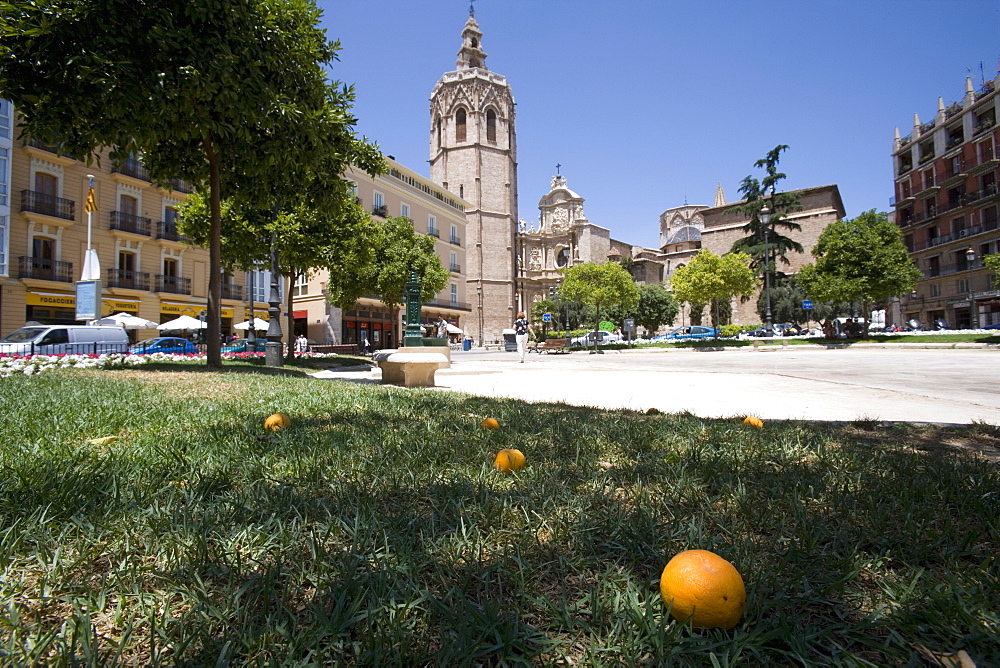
85 185 98 213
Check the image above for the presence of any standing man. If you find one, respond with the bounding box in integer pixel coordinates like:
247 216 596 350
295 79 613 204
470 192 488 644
513 311 533 363
436 315 449 339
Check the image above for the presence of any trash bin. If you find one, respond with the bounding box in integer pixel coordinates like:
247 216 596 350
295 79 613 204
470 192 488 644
502 328 517 352
463 337 472 351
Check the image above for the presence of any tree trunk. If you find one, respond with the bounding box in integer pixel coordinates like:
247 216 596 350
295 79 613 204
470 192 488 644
203 133 222 368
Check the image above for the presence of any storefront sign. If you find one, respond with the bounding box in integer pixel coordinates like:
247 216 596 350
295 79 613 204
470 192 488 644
27 291 76 308
161 302 233 318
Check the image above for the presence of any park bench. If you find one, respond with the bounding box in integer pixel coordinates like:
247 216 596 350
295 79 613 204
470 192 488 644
531 339 570 354
751 337 790 351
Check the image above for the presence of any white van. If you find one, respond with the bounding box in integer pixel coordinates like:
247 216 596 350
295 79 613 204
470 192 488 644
0 325 130 356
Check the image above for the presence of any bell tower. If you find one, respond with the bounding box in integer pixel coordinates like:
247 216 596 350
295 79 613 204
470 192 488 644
429 11 518 344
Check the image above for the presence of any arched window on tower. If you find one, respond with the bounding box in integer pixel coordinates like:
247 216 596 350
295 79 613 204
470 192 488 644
486 109 497 143
436 117 442 148
456 108 466 142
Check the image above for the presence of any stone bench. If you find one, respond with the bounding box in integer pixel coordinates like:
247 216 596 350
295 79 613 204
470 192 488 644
375 351 449 387
751 337 790 350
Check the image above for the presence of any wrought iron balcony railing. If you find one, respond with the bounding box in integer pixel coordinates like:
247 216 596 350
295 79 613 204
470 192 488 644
18 256 74 282
156 275 191 295
20 190 75 220
110 211 152 236
221 283 244 301
156 221 182 241
112 158 150 182
106 269 150 290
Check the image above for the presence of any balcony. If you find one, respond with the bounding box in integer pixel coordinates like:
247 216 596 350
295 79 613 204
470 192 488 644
112 158 150 182
156 220 183 241
428 229 440 238
450 263 461 273
449 235 462 246
24 138 78 161
166 178 194 194
107 269 150 291
918 151 935 164
423 298 471 312
109 211 152 236
371 204 388 218
156 275 191 295
18 256 74 283
20 190 75 221
966 184 998 205
221 283 244 301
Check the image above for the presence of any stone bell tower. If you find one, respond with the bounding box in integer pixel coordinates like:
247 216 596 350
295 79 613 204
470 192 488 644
429 11 518 344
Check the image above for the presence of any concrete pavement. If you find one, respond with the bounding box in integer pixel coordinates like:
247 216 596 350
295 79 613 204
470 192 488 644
311 345 1000 425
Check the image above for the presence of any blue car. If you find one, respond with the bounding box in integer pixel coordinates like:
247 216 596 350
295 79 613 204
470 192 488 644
222 338 267 353
129 337 198 355
653 325 719 341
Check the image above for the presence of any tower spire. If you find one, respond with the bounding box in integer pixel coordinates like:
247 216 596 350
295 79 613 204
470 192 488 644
714 182 726 207
456 10 487 70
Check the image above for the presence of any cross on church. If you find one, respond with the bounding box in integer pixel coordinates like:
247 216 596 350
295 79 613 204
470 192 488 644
469 0 475 17
556 163 561 175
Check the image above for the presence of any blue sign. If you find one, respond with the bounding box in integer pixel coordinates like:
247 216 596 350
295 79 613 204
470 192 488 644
802 300 813 309
542 313 552 322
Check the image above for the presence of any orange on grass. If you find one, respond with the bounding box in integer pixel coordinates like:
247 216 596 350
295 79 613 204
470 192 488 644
659 549 746 630
493 448 526 473
264 413 292 432
743 416 764 429
481 417 500 430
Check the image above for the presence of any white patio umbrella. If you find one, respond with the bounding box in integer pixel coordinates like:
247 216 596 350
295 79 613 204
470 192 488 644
445 323 463 335
94 312 159 329
234 317 269 331
157 314 208 331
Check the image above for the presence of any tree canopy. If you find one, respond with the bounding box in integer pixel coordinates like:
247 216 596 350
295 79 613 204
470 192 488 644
0 0 379 366
796 210 921 310
605 283 679 336
559 262 639 345
984 252 1000 276
729 145 804 273
670 250 757 309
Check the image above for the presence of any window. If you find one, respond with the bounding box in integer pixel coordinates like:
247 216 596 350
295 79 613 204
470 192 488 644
556 248 569 268
0 215 7 277
401 203 410 219
952 216 965 236
164 206 177 224
0 99 9 139
163 257 177 277
292 272 309 297
35 172 57 197
450 251 458 272
450 283 458 306
486 109 497 142
428 215 437 236
436 117 442 148
921 169 934 190
957 278 969 293
247 268 267 302
0 147 7 206
120 194 138 216
118 251 135 272
450 224 458 244
456 108 467 142
33 236 54 260
930 283 941 297
928 255 940 277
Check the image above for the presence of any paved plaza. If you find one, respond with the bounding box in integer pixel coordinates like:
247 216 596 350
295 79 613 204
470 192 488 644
314 345 1000 426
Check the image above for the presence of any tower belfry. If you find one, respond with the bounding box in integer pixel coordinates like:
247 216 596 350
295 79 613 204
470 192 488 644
429 12 518 344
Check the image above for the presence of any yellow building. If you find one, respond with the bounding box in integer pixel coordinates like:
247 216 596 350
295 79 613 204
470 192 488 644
292 158 471 350
0 109 267 340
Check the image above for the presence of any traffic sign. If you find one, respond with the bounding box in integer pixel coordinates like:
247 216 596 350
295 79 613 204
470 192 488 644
542 313 552 322
802 300 813 309
623 318 636 332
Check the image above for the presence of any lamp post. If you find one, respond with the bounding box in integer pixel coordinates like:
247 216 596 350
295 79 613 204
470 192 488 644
247 268 256 346
476 284 484 347
760 204 773 335
966 248 978 330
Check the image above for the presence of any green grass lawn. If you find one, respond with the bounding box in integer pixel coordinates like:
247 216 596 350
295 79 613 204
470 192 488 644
1 369 997 665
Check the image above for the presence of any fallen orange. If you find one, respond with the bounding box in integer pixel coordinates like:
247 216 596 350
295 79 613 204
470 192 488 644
659 549 746 629
264 413 292 432
493 448 526 473
481 417 500 430
743 416 764 429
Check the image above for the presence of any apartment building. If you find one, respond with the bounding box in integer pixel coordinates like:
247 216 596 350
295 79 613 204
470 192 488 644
0 107 268 339
292 157 470 349
892 73 999 328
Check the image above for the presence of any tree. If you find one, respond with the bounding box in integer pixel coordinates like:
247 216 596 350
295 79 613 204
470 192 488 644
633 284 679 336
559 262 639 351
796 210 921 326
670 251 756 337
0 0 378 367
340 216 449 345
984 253 1000 275
729 145 804 276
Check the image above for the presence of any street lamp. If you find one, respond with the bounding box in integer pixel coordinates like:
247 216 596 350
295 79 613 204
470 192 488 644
966 248 978 330
476 284 483 347
760 204 773 335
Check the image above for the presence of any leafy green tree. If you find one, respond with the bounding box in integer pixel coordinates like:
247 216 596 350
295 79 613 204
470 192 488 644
635 284 679 336
729 145 804 276
0 0 379 367
670 251 756 337
797 210 921 327
340 216 448 344
984 253 1000 275
559 262 639 350
530 299 559 340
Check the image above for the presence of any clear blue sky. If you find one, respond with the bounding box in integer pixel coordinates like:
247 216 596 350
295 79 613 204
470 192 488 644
318 0 1000 250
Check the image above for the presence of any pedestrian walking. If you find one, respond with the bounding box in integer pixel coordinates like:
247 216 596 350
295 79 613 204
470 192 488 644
513 311 533 363
436 315 449 339
294 334 308 353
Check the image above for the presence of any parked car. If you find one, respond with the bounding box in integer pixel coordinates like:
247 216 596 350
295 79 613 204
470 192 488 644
570 331 622 346
129 337 198 355
653 325 719 341
746 323 802 337
222 338 267 353
0 325 130 355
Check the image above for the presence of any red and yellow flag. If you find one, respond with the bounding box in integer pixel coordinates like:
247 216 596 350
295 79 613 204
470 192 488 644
85 186 98 213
